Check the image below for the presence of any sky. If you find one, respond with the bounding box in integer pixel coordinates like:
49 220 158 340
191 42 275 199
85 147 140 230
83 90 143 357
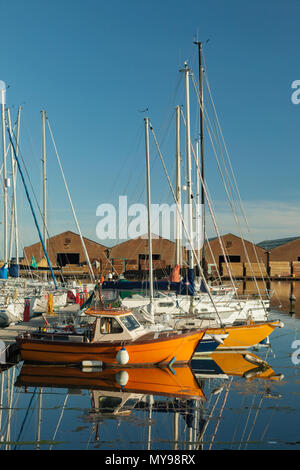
1 0 300 256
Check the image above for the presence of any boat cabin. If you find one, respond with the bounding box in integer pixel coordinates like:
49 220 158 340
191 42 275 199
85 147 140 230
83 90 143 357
85 307 147 342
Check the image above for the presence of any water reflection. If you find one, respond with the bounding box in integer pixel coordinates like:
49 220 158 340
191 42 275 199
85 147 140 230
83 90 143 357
0 281 299 450
0 348 282 451
239 279 300 318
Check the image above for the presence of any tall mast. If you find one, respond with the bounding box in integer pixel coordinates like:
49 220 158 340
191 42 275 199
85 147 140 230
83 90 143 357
196 140 201 258
144 117 154 313
41 110 47 251
7 108 19 264
14 106 21 264
194 41 206 275
1 87 8 263
182 62 194 271
175 105 182 266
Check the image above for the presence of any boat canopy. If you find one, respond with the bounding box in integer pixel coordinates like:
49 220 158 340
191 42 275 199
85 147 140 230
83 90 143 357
102 268 196 296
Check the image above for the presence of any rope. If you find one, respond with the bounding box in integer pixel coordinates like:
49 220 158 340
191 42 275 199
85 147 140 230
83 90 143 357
46 117 95 284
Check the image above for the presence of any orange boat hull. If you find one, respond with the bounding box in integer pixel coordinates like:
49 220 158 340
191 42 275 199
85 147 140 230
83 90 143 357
206 321 282 350
16 329 205 366
16 364 206 399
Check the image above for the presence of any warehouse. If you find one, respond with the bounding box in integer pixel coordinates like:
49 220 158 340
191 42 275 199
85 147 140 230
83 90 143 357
109 233 185 277
23 230 299 281
258 236 300 278
23 230 109 278
203 233 267 279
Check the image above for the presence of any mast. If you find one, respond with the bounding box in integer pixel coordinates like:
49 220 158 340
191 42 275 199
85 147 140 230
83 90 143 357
182 62 194 271
1 87 8 263
7 108 17 264
175 105 182 266
6 126 58 288
14 106 21 265
194 41 206 276
41 110 47 252
144 117 154 314
196 140 201 258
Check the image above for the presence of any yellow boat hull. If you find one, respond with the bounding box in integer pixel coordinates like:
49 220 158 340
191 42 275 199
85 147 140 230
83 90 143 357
206 321 282 350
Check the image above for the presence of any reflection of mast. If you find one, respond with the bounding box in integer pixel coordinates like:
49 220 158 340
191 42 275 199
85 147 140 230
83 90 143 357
147 395 154 450
36 388 43 449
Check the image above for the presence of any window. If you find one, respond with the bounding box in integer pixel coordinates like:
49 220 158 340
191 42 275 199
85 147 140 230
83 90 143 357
98 396 122 413
99 317 123 334
219 255 241 264
57 253 80 266
158 302 174 308
138 254 161 260
121 315 140 331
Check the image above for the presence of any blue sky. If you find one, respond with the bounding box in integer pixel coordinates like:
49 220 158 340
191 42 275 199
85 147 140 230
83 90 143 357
1 0 300 254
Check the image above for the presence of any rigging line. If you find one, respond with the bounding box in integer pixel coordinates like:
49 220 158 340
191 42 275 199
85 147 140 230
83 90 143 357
13 387 37 450
49 393 69 450
180 107 240 301
208 377 232 450
190 73 267 313
202 79 269 288
46 117 95 283
117 110 177 263
6 126 58 288
7 119 53 247
149 120 225 326
202 62 273 297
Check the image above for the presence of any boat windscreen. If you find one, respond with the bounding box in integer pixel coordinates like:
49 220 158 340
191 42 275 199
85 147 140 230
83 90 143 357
121 315 141 331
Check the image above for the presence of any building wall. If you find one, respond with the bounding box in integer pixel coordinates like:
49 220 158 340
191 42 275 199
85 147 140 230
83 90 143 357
110 234 185 271
268 238 300 262
23 231 108 267
203 233 267 265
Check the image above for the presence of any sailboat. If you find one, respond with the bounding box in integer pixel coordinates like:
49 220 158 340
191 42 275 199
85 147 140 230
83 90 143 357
113 53 283 349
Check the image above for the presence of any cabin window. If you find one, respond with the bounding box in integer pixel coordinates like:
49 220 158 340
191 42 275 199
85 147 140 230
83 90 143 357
98 396 122 413
158 302 174 308
99 317 123 334
121 315 140 331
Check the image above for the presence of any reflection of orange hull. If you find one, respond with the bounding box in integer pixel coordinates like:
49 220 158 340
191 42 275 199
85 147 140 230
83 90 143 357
206 321 282 349
16 329 205 366
211 352 282 381
15 364 205 399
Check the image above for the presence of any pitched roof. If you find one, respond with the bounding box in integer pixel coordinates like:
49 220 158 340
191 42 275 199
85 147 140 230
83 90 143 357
257 236 300 251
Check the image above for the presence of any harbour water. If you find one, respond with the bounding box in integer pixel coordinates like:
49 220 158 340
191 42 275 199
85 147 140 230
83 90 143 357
0 281 299 452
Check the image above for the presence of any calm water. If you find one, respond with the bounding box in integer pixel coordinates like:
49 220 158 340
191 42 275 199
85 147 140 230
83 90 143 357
1 280 300 452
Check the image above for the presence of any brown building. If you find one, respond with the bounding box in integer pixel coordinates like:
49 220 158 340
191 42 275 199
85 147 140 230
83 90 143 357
109 233 185 274
23 230 109 276
258 236 300 277
203 233 267 278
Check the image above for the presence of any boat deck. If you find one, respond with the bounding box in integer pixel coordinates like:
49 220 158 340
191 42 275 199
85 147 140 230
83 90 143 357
0 304 81 361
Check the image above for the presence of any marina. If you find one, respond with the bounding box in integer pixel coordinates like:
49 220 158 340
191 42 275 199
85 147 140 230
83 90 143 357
0 0 299 455
0 281 298 450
